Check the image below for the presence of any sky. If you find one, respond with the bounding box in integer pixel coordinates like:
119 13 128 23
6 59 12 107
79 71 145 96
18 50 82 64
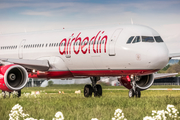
0 0 180 53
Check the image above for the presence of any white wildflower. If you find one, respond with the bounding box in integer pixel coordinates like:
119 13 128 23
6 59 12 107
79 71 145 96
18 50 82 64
24 93 31 98
53 111 64 120
91 118 98 120
143 116 155 120
11 91 18 98
9 104 29 120
144 104 179 120
23 92 40 98
166 104 179 118
112 108 127 120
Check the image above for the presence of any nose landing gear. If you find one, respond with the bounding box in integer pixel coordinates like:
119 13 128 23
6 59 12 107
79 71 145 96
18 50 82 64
129 75 141 98
84 77 102 97
128 89 141 98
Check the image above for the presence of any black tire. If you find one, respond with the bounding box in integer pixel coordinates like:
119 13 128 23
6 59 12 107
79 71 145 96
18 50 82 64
94 84 102 97
129 89 135 98
18 90 21 98
9 92 11 98
84 84 92 97
135 90 141 98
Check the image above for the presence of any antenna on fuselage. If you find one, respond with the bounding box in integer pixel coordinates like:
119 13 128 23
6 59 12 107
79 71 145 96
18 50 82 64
131 18 134 25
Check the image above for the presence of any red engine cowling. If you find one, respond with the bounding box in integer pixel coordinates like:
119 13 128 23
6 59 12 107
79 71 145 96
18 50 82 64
0 64 28 92
118 74 154 91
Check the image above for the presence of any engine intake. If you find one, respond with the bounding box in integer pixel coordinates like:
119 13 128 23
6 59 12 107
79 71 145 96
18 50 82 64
119 74 154 91
0 64 28 92
136 74 154 90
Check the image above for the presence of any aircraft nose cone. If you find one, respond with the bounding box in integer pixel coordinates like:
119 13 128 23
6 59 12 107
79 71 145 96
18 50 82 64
147 44 169 69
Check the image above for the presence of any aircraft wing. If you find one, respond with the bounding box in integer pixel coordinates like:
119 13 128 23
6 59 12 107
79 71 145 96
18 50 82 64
0 58 50 71
154 73 178 79
169 53 180 59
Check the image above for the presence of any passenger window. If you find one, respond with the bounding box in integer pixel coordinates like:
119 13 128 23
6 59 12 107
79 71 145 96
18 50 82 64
154 36 164 42
132 36 140 43
142 36 154 42
127 36 134 44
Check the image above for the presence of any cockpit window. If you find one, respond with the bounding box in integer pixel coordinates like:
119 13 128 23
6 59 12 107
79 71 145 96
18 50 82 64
154 36 164 42
126 36 134 44
142 36 154 42
132 36 140 43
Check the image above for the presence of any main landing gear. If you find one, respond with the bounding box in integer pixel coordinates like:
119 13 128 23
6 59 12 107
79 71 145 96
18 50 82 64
84 77 102 97
129 75 141 98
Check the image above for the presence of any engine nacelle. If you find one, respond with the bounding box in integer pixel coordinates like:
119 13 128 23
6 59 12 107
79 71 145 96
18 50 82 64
0 64 28 92
119 74 154 91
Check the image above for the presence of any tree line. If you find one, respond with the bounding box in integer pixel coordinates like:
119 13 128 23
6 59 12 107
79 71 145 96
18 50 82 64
158 60 180 76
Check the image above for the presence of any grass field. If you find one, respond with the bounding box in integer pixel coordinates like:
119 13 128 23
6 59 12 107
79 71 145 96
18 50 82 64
1 84 180 120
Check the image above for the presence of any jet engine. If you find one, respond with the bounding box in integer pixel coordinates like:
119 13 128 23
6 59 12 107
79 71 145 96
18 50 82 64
119 74 154 91
0 64 28 92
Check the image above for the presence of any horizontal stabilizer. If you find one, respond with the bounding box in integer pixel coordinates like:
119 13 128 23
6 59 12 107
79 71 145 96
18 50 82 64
169 53 180 59
154 73 178 79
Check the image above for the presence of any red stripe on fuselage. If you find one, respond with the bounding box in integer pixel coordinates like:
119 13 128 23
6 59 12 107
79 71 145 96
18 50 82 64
28 69 159 79
71 69 159 76
28 71 73 79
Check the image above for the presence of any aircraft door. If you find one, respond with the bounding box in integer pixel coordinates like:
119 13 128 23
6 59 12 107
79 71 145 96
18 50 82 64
18 39 26 59
109 29 122 56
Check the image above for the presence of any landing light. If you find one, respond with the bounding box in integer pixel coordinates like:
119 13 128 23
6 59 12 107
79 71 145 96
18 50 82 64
32 69 36 73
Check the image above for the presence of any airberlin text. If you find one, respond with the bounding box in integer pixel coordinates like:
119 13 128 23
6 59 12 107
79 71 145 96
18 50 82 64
59 31 107 55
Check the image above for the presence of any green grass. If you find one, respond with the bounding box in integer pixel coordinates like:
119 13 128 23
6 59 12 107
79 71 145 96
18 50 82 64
1 85 180 120
21 84 180 94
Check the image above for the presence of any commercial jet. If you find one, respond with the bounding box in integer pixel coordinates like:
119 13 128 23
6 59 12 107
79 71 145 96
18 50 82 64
0 24 179 98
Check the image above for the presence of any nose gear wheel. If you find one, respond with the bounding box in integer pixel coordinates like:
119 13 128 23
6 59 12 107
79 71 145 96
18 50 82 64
129 75 141 98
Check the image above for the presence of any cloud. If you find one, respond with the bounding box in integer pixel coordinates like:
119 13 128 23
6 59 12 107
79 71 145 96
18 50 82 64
21 11 52 16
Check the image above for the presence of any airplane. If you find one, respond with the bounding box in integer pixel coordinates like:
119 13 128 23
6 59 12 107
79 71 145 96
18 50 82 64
0 24 179 98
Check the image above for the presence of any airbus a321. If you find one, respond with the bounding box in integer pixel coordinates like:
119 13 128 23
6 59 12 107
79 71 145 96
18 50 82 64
0 24 179 98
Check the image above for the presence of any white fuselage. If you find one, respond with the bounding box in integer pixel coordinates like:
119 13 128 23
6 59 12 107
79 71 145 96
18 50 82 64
0 25 169 78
